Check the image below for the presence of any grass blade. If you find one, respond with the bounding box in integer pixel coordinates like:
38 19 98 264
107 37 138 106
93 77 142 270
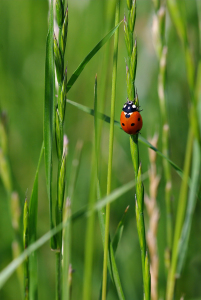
82 76 98 300
112 206 129 253
23 199 29 300
44 0 56 249
66 20 123 93
177 139 201 275
166 129 194 300
102 2 120 298
29 145 44 300
97 185 126 300
62 141 83 300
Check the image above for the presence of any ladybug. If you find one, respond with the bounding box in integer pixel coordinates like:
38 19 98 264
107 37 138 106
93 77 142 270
120 100 143 135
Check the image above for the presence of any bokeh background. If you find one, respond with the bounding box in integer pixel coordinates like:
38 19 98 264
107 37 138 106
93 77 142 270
0 0 201 299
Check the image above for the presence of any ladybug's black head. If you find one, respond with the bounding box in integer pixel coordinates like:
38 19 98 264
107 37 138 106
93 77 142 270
122 100 137 113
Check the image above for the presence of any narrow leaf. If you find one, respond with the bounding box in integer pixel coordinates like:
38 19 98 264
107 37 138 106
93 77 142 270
29 145 44 300
44 0 56 249
177 139 201 275
66 20 123 92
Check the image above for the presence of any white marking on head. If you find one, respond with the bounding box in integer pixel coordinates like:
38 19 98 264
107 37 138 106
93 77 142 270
132 105 136 109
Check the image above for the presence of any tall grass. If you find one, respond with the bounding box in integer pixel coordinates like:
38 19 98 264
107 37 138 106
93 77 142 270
0 1 201 300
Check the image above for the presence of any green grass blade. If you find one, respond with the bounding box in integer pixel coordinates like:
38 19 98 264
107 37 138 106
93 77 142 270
97 184 126 300
102 2 120 297
176 139 201 275
44 0 56 249
29 145 44 300
98 206 129 300
0 176 145 289
82 76 98 300
66 98 183 177
62 141 83 300
23 199 29 300
166 129 194 300
66 20 123 93
112 206 129 253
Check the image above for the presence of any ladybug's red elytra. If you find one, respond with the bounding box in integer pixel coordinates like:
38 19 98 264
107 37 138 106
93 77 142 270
120 100 143 135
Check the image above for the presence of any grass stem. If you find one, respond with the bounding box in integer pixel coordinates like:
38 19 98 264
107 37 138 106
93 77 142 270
102 1 120 299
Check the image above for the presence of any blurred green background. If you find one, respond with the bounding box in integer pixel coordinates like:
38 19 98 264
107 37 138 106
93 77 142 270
0 0 201 299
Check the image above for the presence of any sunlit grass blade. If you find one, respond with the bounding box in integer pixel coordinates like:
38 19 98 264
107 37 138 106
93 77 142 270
66 20 123 93
44 0 56 249
177 139 201 275
0 175 146 290
66 98 183 177
29 144 44 300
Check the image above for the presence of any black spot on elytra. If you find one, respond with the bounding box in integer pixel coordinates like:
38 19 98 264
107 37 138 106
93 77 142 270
131 123 135 126
122 123 125 126
138 117 140 121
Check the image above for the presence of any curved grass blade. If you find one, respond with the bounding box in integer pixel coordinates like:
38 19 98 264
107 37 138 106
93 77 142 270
98 205 129 300
66 99 183 177
176 139 201 275
0 176 146 288
112 206 129 253
44 0 56 249
28 144 44 300
66 20 123 93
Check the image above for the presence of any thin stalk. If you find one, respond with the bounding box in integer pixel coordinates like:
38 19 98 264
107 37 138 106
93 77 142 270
166 0 201 298
23 199 29 300
62 198 72 300
102 1 120 299
125 1 151 299
56 252 62 300
82 76 98 300
54 1 68 299
152 0 173 268
44 0 56 250
166 129 193 300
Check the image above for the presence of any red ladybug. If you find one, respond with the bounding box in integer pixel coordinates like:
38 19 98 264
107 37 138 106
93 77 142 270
120 100 143 135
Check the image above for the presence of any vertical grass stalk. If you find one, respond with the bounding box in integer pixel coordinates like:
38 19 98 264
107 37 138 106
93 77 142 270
23 199 29 300
44 0 56 250
82 76 98 300
53 1 68 299
102 1 120 299
125 1 151 299
152 0 173 269
166 1 201 298
145 134 160 300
